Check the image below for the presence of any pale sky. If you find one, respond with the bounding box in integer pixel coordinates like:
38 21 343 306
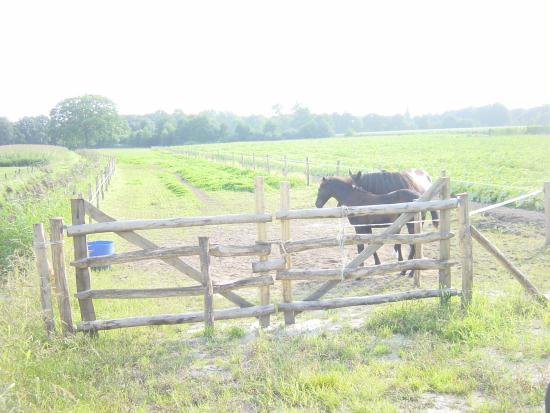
1 0 549 121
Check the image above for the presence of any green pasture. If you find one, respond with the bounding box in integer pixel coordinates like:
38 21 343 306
176 133 550 209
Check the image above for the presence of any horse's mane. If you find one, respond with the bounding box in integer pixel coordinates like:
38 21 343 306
353 171 422 194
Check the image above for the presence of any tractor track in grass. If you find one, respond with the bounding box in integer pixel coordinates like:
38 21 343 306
170 171 221 214
154 164 219 214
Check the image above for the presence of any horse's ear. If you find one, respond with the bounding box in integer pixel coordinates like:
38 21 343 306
348 169 353 177
322 176 326 181
356 171 362 179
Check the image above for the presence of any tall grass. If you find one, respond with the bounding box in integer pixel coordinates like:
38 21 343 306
0 154 48 167
0 147 104 274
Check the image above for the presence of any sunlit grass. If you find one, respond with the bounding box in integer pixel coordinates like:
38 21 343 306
0 147 548 411
177 133 550 209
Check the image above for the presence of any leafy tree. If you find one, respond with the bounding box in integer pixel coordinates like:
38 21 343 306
47 95 128 148
263 120 277 138
0 117 15 145
183 116 218 143
234 123 253 140
15 116 49 144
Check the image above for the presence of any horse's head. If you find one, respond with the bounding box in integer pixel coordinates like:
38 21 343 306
316 176 353 208
315 177 333 208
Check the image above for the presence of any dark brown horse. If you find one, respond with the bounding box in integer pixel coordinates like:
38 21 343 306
315 176 430 276
349 169 438 228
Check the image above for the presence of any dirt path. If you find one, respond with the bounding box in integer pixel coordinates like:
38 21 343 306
173 172 221 214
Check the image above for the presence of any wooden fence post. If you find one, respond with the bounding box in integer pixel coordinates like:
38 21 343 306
33 224 55 336
50 218 75 334
439 171 452 303
199 237 214 330
306 157 310 186
545 181 550 245
457 194 473 307
336 160 340 176
71 197 97 335
255 177 270 327
88 183 93 224
95 176 100 208
413 212 422 287
280 181 295 324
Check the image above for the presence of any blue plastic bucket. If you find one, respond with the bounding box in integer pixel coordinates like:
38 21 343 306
87 240 114 271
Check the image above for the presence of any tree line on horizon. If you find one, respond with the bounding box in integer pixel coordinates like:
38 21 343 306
0 95 548 149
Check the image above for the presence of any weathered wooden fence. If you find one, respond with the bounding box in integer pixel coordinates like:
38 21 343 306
87 158 115 210
35 173 485 335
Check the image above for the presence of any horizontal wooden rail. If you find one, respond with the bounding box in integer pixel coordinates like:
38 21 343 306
252 258 286 273
469 190 542 216
275 198 458 220
210 243 271 257
276 289 460 312
67 213 273 236
282 232 454 253
75 275 274 299
276 259 457 280
71 243 271 268
77 304 276 331
71 245 199 268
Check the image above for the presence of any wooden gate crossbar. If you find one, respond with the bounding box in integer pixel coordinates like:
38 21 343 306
78 304 276 332
76 288 460 332
276 259 457 280
67 211 272 236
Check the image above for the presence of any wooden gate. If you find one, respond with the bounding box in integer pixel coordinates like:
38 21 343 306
35 174 477 335
272 173 473 324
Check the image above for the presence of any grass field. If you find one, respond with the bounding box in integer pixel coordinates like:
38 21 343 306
1 145 549 412
176 133 550 209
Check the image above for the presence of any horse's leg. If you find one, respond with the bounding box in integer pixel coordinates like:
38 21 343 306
406 222 416 277
394 224 405 275
368 226 381 265
354 224 366 267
